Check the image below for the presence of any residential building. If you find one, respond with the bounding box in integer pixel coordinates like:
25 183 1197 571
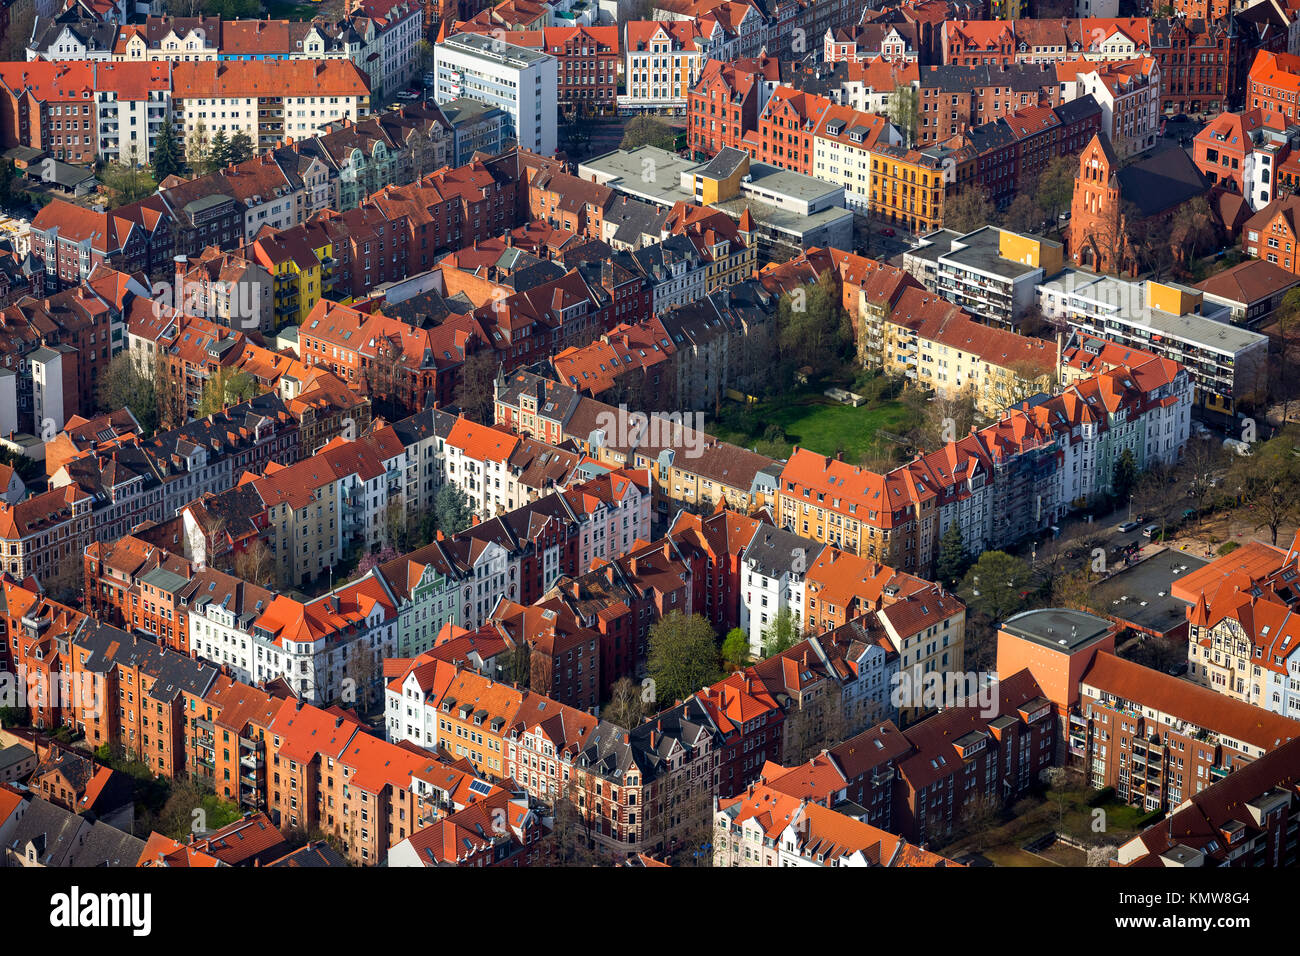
433 32 557 155
1042 274 1269 415
906 226 1065 332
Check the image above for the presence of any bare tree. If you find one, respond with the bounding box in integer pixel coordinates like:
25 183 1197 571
233 540 276 588
343 641 381 711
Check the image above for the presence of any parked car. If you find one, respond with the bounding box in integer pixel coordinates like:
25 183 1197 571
1141 524 1159 538
1117 520 1141 532
880 227 895 237
395 89 420 101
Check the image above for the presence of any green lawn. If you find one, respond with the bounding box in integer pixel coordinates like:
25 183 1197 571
708 395 913 463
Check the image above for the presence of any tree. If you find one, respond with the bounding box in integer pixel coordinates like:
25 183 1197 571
1178 436 1223 525
666 779 715 867
383 496 406 551
647 611 721 706
100 162 157 205
959 551 1034 624
228 130 255 165
761 606 800 658
503 639 533 689
1015 302 1052 338
1231 433 1300 545
186 119 211 176
233 540 275 588
0 160 17 211
944 188 996 234
158 779 240 840
956 792 1002 853
207 128 231 173
1112 447 1138 504
1126 633 1185 675
2 0 34 61
986 360 1054 412
936 521 969 586
1169 195 1215 268
721 627 750 669
97 351 158 435
415 38 435 72
1040 766 1072 826
776 271 851 379
155 360 186 431
620 115 677 151
434 484 473 535
0 446 40 484
602 676 648 729
908 390 978 450
1037 155 1076 235
343 640 381 711
453 351 498 423
196 367 257 418
886 84 919 148
1002 192 1044 234
356 544 397 579
152 119 182 182
548 777 604 866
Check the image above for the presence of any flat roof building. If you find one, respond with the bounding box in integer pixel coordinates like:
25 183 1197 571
1040 270 1270 416
579 145 853 260
433 33 557 156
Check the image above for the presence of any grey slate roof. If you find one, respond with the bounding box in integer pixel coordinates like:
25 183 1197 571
67 820 146 868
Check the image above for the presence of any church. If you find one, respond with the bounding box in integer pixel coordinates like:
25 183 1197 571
1068 131 1211 276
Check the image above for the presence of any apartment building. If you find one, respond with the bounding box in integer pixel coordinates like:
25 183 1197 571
83 535 195 652
777 345 1191 573
906 226 1065 332
1194 109 1298 212
451 24 619 116
1040 272 1270 415
879 286 1057 416
811 106 899 211
1077 651 1300 811
714 785 958 866
945 97 1104 210
1116 734 1300 866
0 485 93 591
1056 57 1161 159
433 32 557 155
72 619 220 777
916 63 1060 147
893 669 1058 844
866 143 953 235
622 19 711 113
1180 532 1300 719
170 60 369 153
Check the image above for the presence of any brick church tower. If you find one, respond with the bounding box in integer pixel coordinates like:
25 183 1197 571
1067 132 1132 275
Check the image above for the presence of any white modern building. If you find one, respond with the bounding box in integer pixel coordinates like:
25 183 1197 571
1040 271 1270 416
433 33 558 156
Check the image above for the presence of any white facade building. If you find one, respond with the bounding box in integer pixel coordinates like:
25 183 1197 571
433 33 557 156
